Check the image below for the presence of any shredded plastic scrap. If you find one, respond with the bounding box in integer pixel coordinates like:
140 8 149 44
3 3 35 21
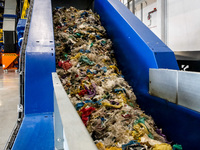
54 7 182 150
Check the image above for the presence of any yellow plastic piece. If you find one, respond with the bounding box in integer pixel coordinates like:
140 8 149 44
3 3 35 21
21 0 29 19
110 73 117 76
71 53 82 59
119 93 127 104
96 142 122 150
96 142 105 150
70 89 80 95
153 143 172 150
132 123 149 140
106 147 122 150
87 73 94 79
109 65 120 74
102 102 122 109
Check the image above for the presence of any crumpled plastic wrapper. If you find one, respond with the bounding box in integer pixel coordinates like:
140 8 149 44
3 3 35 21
54 7 180 150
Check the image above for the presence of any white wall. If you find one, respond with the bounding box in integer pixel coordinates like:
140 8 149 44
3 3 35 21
135 0 159 38
128 0 200 52
167 0 200 51
143 2 158 36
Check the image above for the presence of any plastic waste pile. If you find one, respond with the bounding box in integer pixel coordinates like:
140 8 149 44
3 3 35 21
53 7 182 150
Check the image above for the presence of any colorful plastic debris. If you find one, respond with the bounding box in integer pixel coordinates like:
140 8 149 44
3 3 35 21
54 6 180 150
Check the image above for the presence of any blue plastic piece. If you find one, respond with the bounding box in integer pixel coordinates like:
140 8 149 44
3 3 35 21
75 102 85 110
122 140 141 150
85 50 91 53
114 88 125 93
101 66 107 73
96 35 101 40
86 69 93 74
12 113 54 150
79 49 84 53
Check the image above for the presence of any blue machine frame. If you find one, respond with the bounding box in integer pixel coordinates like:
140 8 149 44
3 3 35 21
12 0 55 149
12 0 200 149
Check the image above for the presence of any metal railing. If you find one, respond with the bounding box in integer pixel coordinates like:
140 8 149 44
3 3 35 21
52 73 97 150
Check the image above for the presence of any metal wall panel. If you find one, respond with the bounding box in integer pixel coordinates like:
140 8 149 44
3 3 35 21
150 69 200 113
178 71 200 112
149 69 177 103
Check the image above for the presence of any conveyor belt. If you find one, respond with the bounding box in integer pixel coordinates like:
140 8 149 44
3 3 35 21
9 0 200 149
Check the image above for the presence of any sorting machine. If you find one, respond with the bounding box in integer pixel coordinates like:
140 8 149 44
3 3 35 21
6 0 200 149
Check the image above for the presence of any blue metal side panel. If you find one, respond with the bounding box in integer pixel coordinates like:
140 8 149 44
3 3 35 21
12 113 54 150
94 0 179 93
24 0 56 114
94 0 200 149
137 93 200 150
13 0 55 148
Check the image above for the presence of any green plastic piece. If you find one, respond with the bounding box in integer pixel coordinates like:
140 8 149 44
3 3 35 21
64 53 68 60
79 55 95 65
134 117 146 125
103 94 110 99
55 43 61 46
90 42 93 47
173 144 183 150
134 117 153 137
148 133 154 139
128 102 134 107
64 53 68 58
102 40 106 44
76 33 81 37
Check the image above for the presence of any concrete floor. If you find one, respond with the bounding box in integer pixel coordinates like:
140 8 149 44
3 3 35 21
0 67 19 149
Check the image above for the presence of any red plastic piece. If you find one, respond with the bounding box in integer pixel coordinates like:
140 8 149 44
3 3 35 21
78 89 88 96
58 60 72 71
79 107 96 125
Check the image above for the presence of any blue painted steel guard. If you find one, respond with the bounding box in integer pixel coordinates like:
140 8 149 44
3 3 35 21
94 0 200 149
95 0 179 93
12 0 200 149
12 0 55 149
24 0 55 115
